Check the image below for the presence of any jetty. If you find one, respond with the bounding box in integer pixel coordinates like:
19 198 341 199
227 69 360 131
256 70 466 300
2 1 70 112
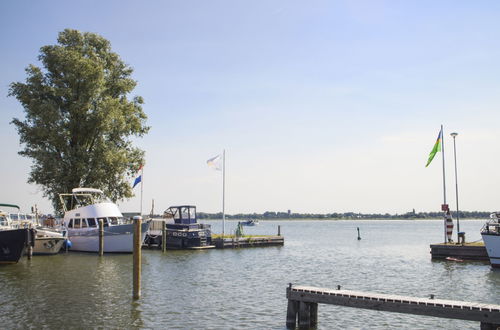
213 235 284 248
430 242 488 260
286 284 500 329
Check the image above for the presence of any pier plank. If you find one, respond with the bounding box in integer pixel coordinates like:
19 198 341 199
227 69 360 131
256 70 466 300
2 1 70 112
286 285 500 328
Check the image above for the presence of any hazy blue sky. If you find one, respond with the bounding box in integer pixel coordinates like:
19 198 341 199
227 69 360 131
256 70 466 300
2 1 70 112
1 1 500 215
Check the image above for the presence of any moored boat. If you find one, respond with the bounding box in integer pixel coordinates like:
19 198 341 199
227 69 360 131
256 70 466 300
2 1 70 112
145 205 213 249
481 212 500 268
59 188 149 253
0 204 35 263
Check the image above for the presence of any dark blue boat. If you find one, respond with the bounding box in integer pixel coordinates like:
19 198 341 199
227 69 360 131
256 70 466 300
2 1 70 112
145 205 214 249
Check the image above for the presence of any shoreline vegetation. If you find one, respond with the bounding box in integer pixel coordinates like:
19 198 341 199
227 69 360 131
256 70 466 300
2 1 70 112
196 210 493 220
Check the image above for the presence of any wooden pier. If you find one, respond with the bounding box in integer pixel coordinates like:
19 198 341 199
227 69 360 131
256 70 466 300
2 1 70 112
430 242 488 260
213 236 284 249
286 284 500 329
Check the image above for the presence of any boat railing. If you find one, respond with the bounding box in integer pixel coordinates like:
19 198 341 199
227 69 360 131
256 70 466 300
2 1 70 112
482 218 500 235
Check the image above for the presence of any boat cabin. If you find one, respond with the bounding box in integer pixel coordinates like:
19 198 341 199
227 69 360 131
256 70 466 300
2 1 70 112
164 205 197 225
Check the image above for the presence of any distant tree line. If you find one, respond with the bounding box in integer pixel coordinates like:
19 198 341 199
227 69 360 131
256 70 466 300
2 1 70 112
197 210 492 220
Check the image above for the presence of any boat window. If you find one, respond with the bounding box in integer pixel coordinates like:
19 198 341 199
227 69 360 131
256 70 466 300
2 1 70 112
0 216 8 226
10 214 18 221
181 207 189 220
74 218 81 229
81 219 88 228
19 214 26 220
87 218 96 227
68 219 73 228
109 217 118 225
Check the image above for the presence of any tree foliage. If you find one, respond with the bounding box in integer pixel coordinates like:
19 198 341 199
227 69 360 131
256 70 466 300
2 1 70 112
9 29 149 210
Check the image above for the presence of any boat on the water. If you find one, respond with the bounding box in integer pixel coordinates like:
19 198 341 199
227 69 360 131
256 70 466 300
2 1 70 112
8 206 67 255
241 219 259 226
59 188 149 253
145 205 214 249
0 204 35 264
481 212 500 268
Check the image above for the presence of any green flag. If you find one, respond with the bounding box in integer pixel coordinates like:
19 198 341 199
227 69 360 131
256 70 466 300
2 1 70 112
425 129 442 167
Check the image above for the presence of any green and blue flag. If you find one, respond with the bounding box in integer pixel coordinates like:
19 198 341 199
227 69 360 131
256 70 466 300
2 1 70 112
425 128 442 167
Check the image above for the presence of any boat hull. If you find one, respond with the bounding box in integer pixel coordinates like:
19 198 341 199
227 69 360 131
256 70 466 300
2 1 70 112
482 233 500 268
67 222 149 253
0 228 34 264
34 236 66 255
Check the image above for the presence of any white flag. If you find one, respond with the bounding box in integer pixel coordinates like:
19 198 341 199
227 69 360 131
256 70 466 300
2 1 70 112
207 154 222 171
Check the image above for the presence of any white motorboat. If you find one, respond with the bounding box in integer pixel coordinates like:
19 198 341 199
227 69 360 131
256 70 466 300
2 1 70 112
9 208 67 255
33 227 67 255
481 212 500 268
59 188 149 253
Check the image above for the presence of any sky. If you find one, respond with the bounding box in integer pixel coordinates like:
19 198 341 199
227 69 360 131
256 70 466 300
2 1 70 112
1 0 500 215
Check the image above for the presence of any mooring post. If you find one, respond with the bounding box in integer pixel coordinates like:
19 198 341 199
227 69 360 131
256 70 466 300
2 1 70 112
26 227 33 260
286 284 298 328
298 301 311 327
278 225 281 236
161 220 167 253
133 216 142 300
98 218 104 256
310 302 318 326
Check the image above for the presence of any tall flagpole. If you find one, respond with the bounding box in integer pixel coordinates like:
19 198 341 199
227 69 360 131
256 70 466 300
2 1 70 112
222 149 225 237
440 124 447 243
140 166 144 216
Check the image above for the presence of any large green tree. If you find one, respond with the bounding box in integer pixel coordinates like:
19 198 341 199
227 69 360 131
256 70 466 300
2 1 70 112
9 29 149 210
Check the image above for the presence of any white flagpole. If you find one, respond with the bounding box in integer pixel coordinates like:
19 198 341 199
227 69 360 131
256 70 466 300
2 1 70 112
222 149 226 237
140 166 144 216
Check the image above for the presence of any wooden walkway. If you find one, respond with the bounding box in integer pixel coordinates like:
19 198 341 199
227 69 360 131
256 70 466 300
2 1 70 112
213 236 284 248
430 242 488 260
286 284 500 329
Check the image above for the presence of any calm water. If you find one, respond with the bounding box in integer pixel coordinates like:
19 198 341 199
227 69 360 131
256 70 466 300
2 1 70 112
1 220 499 329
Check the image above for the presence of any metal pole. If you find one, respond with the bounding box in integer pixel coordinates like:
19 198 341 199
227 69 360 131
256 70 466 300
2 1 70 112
223 150 226 237
440 125 447 243
451 132 460 242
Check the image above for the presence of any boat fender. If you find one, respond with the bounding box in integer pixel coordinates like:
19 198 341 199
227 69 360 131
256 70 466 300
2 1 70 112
63 239 72 249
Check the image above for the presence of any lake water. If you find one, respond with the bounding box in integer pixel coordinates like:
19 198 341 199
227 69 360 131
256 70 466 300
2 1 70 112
1 220 499 329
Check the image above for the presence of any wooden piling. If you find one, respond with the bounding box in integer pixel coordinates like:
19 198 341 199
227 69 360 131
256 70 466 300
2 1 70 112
310 302 318 326
98 219 104 256
133 216 142 300
286 299 298 328
278 225 281 236
298 301 311 327
26 227 33 260
161 220 167 253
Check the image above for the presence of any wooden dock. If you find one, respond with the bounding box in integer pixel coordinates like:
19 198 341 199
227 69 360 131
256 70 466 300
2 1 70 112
430 242 488 260
286 284 500 329
213 236 284 249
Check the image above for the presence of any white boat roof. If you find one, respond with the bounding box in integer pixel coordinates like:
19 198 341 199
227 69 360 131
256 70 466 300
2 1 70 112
72 188 103 194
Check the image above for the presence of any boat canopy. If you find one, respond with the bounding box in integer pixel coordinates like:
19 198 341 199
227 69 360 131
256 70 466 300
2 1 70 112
72 188 104 194
164 205 197 224
60 188 108 212
0 204 20 210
